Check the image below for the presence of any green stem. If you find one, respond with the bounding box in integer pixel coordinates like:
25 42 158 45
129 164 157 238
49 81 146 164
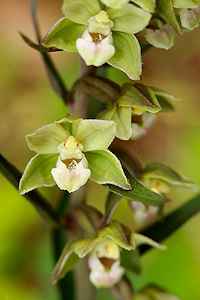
0 154 60 227
139 193 200 254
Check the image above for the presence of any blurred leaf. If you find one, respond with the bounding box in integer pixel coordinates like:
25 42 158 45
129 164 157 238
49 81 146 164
156 0 182 34
143 162 195 190
0 154 60 226
105 169 167 206
111 146 143 177
139 193 200 254
29 0 68 102
100 192 122 229
121 248 141 274
68 206 97 237
71 75 121 105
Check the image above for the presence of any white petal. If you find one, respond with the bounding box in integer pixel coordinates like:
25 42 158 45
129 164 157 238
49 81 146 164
51 157 91 193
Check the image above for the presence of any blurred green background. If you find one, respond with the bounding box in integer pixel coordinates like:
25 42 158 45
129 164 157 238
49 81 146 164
0 1 200 299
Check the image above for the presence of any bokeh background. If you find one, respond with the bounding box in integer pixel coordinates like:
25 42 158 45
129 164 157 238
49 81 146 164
0 1 200 299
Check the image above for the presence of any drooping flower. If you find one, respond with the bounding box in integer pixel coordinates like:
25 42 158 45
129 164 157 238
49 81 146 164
19 115 131 194
50 220 166 287
42 0 152 79
88 239 124 288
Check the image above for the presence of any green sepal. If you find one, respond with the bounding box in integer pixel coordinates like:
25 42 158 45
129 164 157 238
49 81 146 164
155 96 174 111
62 0 101 25
143 162 195 189
26 123 70 154
85 150 131 190
105 169 167 205
99 220 135 250
50 238 86 286
131 0 155 12
56 115 81 136
118 83 161 113
108 3 151 34
42 18 86 52
133 233 166 250
172 0 200 8
151 87 180 102
98 105 132 140
19 154 58 194
156 0 182 34
75 119 116 151
108 32 141 80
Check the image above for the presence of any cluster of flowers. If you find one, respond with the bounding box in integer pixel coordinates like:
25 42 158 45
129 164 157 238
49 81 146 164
43 0 200 78
18 0 197 297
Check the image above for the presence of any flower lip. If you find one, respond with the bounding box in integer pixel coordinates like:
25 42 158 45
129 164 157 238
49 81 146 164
99 257 116 269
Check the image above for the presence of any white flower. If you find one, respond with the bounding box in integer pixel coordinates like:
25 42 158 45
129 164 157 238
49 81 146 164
88 239 124 288
76 10 115 66
130 201 159 227
51 135 91 193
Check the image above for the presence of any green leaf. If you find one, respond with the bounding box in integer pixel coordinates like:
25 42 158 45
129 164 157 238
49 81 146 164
85 150 131 190
132 0 155 12
108 3 151 34
51 239 81 285
19 154 58 194
143 162 195 189
100 220 134 250
105 169 167 205
121 248 141 274
30 0 68 103
0 154 60 226
107 32 141 80
156 0 182 34
26 123 70 154
172 0 200 8
118 83 161 112
62 0 101 25
155 96 175 112
72 75 121 105
140 193 200 254
43 18 86 52
110 146 143 177
75 119 116 151
99 192 122 228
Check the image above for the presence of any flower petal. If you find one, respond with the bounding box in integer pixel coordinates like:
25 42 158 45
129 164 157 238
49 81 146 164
107 3 151 34
172 0 200 8
42 18 86 52
74 119 116 151
62 0 101 25
85 150 131 190
107 32 141 80
51 157 91 193
76 30 115 66
19 154 58 194
26 122 70 154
